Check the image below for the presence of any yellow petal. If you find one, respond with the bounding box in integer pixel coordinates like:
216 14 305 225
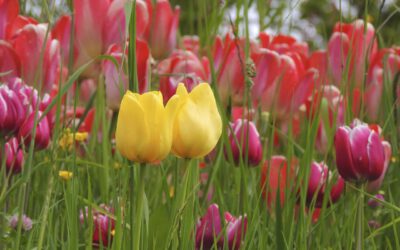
176 83 189 97
115 91 149 162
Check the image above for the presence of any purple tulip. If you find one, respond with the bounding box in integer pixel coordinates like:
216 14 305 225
334 121 387 182
227 119 262 166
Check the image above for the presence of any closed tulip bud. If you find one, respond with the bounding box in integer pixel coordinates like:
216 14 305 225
223 212 248 250
1 137 24 174
167 83 222 158
334 121 387 182
115 91 173 163
18 111 51 150
227 119 262 166
307 162 344 207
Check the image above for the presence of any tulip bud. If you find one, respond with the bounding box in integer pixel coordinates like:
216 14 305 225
307 162 344 207
18 111 51 150
167 83 222 159
80 205 115 247
334 121 387 182
1 137 24 174
227 119 262 166
9 214 33 231
223 212 248 250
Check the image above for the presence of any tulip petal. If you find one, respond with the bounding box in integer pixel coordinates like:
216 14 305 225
366 131 385 181
334 126 358 180
115 91 149 162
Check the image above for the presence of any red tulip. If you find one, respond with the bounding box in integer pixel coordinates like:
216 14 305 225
0 41 21 82
145 0 180 59
18 111 51 150
260 156 298 207
328 20 377 86
11 23 60 93
334 120 387 182
1 137 24 174
306 161 344 207
308 50 328 87
102 39 150 110
0 0 19 40
195 204 247 250
252 33 316 120
180 35 201 56
158 49 210 102
227 119 262 166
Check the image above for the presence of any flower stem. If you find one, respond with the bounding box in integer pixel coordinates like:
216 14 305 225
133 163 147 250
356 185 364 250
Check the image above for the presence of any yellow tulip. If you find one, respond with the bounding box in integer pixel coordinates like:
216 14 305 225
166 83 222 158
115 91 173 163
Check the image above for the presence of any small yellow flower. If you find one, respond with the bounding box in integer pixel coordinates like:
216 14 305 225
391 157 397 163
167 83 222 158
59 170 73 181
58 129 88 150
111 229 116 236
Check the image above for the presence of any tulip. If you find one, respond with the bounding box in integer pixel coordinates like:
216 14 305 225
115 91 173 163
145 0 180 59
0 0 19 40
227 119 262 166
306 162 344 207
167 83 222 158
195 204 247 250
18 111 51 150
11 23 60 93
260 156 298 207
328 20 377 86
158 50 210 102
334 121 387 182
102 39 150 110
0 85 26 135
0 41 20 82
1 137 24 174
80 205 115 248
9 214 32 231
252 33 316 120
180 35 201 55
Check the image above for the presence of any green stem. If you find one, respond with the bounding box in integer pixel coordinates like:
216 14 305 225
356 185 364 250
37 169 55 250
133 163 147 250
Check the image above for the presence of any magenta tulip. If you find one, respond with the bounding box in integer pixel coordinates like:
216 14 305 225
18 111 50 150
1 137 24 174
334 121 387 182
227 119 262 166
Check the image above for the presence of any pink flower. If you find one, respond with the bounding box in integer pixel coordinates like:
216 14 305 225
328 20 377 86
195 204 247 250
102 39 150 110
1 137 24 174
145 0 180 59
227 119 262 166
9 213 32 231
18 111 51 150
158 49 210 102
306 161 344 207
334 120 388 182
0 0 19 40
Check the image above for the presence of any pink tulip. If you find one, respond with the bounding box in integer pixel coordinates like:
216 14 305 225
366 139 392 193
18 111 51 150
1 137 24 174
227 119 262 166
307 161 344 207
365 48 400 120
180 35 201 56
145 0 180 59
334 120 388 182
0 0 19 39
328 20 377 86
195 204 247 250
0 84 26 135
11 23 60 93
252 33 316 120
102 39 150 110
80 204 115 248
158 49 210 102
